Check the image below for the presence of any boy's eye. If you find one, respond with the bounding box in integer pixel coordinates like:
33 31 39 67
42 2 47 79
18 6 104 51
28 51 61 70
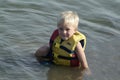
59 28 63 31
59 28 70 31
66 29 70 31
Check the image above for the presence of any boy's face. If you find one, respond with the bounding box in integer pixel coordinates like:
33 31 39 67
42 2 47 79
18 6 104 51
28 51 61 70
58 23 76 40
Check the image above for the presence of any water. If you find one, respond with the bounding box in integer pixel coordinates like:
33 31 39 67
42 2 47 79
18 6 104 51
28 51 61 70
0 0 120 80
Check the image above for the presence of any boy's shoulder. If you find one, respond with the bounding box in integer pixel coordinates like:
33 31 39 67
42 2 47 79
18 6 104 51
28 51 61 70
75 31 85 36
50 29 59 41
53 29 59 34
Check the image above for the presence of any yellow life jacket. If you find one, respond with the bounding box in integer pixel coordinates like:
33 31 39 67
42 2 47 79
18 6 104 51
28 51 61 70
52 31 86 66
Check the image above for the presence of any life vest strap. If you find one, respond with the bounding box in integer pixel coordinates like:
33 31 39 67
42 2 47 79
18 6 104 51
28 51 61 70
58 55 76 60
60 45 74 54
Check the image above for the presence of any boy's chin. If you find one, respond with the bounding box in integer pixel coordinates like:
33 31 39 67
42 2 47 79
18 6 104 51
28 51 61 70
61 37 69 40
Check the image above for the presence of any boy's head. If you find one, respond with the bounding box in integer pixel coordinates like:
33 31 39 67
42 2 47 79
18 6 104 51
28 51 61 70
57 11 80 40
57 11 79 31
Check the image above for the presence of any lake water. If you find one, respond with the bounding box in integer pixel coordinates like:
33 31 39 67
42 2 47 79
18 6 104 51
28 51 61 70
0 0 120 80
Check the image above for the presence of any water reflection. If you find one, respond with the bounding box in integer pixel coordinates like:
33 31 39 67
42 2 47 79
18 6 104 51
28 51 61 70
47 65 83 80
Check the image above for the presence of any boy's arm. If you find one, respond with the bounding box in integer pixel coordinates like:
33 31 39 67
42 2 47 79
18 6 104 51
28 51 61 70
49 29 59 46
75 42 89 70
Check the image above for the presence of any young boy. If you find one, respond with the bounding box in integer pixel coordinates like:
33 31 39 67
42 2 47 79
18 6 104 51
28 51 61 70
35 11 89 71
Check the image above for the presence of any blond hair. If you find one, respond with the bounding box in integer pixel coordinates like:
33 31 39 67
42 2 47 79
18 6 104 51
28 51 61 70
57 11 79 30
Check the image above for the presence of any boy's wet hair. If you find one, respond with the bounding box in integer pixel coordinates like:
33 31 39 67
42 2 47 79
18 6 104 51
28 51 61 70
57 11 79 30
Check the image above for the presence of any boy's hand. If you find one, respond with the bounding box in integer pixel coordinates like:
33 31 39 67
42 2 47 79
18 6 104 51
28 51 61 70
81 67 91 75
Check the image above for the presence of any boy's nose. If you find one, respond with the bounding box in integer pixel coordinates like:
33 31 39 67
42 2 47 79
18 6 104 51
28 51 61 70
63 30 67 34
